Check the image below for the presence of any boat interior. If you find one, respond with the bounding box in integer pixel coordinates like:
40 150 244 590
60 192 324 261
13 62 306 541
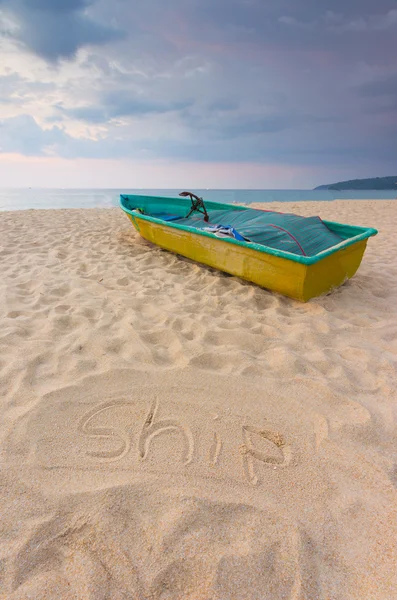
120 193 374 258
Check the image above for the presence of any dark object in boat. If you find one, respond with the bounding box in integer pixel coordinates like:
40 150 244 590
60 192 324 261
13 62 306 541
179 191 210 222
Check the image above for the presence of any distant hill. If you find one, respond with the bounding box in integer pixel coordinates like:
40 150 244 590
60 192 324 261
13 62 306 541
314 176 397 191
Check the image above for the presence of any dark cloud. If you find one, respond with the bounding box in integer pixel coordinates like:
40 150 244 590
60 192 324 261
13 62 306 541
357 74 397 97
184 1 397 37
20 0 89 10
0 115 66 154
0 0 124 60
207 100 239 112
62 92 193 124
181 110 295 140
354 73 397 115
172 0 397 69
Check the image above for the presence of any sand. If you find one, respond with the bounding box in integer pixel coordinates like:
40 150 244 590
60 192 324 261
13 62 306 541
0 200 396 599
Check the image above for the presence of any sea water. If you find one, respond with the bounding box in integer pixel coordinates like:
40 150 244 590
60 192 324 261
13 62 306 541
0 188 395 211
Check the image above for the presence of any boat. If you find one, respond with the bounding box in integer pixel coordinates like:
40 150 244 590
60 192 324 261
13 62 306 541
119 192 377 302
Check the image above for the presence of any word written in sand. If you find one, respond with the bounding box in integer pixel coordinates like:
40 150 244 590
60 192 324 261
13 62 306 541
78 397 292 486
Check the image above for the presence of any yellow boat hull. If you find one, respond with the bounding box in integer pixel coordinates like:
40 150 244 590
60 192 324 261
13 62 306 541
127 213 367 302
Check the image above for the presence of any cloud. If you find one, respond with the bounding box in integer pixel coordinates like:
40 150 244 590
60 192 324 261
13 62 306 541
357 74 397 97
62 92 194 124
278 8 397 34
207 99 239 112
182 110 295 141
0 73 25 103
355 73 397 115
278 16 311 29
0 0 125 61
327 9 397 33
0 73 55 103
0 115 66 154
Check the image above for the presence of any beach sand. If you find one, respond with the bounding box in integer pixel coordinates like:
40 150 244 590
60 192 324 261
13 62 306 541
0 200 396 599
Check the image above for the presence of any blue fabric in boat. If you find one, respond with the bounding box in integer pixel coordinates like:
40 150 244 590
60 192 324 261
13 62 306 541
174 209 343 257
151 213 182 221
202 224 247 241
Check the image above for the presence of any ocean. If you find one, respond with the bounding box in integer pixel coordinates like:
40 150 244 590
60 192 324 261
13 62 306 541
0 188 395 211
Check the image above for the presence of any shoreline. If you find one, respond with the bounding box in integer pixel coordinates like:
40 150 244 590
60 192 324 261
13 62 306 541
0 190 396 212
0 197 396 215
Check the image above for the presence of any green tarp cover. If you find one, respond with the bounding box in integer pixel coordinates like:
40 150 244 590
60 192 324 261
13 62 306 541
174 208 343 257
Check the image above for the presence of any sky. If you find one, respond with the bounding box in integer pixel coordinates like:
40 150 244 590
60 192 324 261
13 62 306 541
0 0 396 188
